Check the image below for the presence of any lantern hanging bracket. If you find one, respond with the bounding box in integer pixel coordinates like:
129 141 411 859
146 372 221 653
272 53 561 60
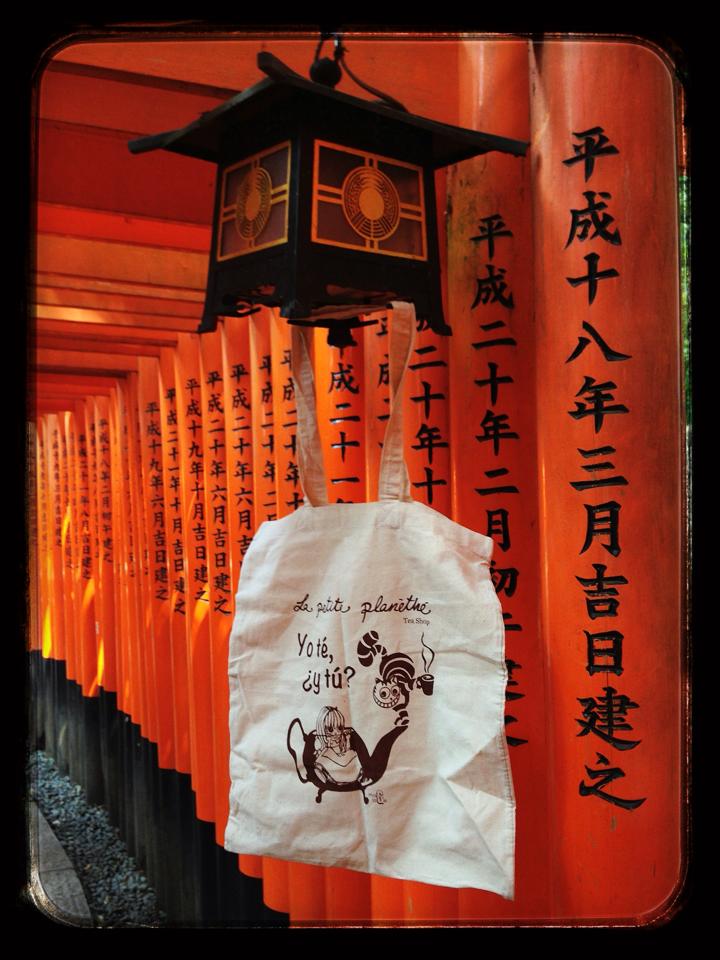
308 29 408 112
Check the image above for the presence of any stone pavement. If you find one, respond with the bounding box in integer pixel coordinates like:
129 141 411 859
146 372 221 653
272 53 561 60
27 800 92 926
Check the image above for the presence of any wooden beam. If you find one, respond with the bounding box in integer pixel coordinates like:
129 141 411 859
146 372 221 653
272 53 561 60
35 235 208 289
35 272 206 302
34 348 142 373
35 334 172 357
32 372 125 390
35 318 183 345
44 59 238 101
37 203 211 253
34 288 202 321
34 400 92 416
48 38 321 98
39 66 228 136
38 120 215 222
35 384 119 398
32 303 200 333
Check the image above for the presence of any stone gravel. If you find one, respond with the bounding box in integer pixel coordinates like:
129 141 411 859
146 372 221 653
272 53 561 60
28 751 166 928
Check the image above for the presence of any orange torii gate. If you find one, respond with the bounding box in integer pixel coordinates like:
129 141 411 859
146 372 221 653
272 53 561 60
29 33 687 928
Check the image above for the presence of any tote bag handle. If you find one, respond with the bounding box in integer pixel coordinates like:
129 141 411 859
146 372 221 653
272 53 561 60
290 301 416 507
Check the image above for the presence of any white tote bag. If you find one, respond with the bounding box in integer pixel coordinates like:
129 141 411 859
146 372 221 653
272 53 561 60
224 302 515 897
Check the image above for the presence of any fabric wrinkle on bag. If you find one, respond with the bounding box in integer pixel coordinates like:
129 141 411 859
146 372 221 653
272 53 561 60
224 301 516 898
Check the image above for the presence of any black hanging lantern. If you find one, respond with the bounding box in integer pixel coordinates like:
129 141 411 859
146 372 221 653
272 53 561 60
129 45 527 338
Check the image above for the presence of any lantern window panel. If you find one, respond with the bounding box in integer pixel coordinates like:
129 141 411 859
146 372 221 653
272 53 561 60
312 140 427 261
217 142 291 261
317 143 366 188
377 160 422 207
378 216 424 257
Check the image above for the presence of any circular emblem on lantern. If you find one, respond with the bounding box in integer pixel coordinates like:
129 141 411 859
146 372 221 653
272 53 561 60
235 167 272 240
341 166 400 241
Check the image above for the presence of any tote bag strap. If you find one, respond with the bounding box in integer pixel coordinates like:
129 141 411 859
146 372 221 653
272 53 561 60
291 323 329 507
377 300 415 502
290 301 416 507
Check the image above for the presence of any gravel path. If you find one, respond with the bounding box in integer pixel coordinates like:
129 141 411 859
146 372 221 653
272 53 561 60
28 751 166 928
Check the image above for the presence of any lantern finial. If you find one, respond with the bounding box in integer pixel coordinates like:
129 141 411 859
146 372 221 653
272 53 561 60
310 29 343 88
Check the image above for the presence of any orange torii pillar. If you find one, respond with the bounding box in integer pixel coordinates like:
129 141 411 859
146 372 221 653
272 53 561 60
528 39 684 923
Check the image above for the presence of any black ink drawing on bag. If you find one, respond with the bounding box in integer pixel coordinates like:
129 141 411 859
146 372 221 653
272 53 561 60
287 705 405 805
358 630 435 726
287 632 436 804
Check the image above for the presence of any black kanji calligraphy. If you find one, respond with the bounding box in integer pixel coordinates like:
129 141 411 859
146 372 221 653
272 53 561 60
208 393 225 413
570 446 628 491
329 363 360 394
575 562 628 618
378 358 389 386
581 501 621 557
570 377 629 433
486 509 511 551
410 381 446 419
475 467 519 496
576 686 640 750
490 562 519 597
563 127 620 182
474 361 514 405
470 213 513 260
409 344 447 371
505 659 524 702
565 191 621 247
579 752 645 810
585 629 624 676
232 387 250 410
475 410 519 455
411 424 448 464
566 320 632 364
566 253 619 305
505 714 528 748
286 490 304 511
471 265 515 309
331 431 360 463
412 467 447 505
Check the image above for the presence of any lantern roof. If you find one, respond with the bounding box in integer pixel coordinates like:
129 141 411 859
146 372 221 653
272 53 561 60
129 52 528 168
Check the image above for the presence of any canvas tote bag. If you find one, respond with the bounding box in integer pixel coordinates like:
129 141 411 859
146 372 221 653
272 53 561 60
224 302 515 897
